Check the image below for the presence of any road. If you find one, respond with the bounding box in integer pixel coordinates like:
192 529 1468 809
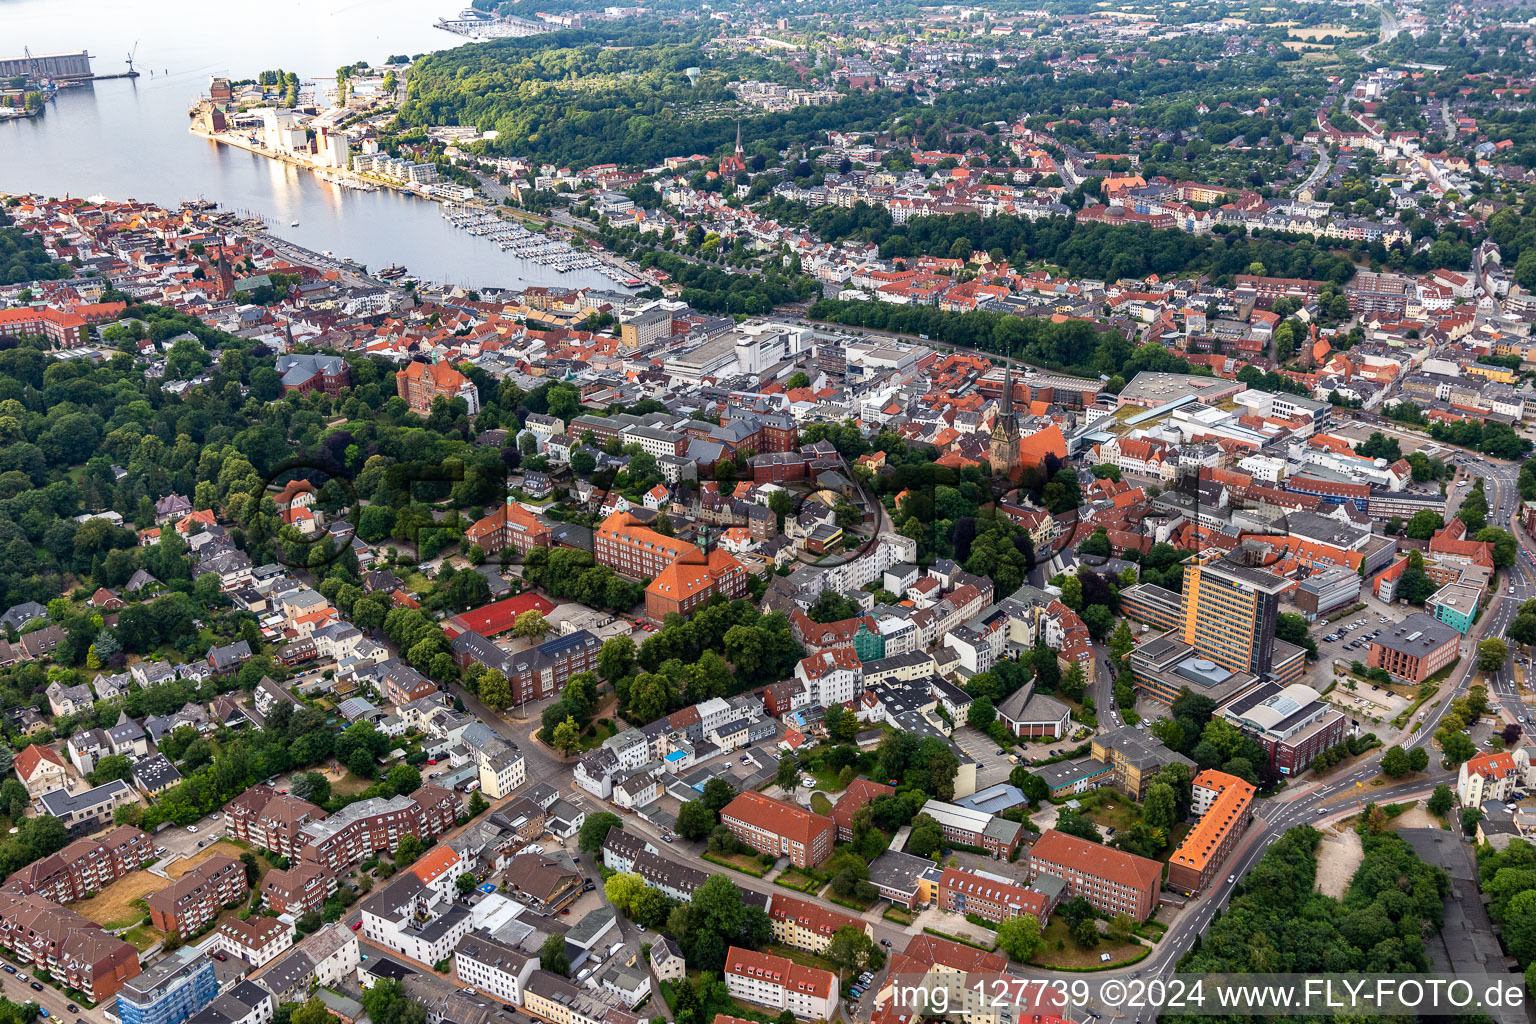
1294 145 1331 198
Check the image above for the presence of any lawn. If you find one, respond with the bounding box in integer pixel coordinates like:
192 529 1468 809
70 872 164 929
810 792 833 815
123 924 164 951
1029 918 1147 970
1076 789 1143 834
882 905 916 925
775 867 825 894
703 851 768 877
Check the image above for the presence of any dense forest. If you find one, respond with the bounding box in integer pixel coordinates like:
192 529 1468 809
1172 823 1449 990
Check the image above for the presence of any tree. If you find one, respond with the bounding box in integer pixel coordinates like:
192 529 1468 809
1462 806 1484 835
1479 638 1509 674
395 833 425 866
968 696 996 731
599 635 635 680
1408 746 1429 772
1442 731 1476 765
776 753 798 792
292 998 334 1024
605 872 646 916
675 800 716 841
540 932 570 976
456 873 477 895
513 610 552 641
995 914 1044 961
479 672 512 710
907 814 944 859
88 753 132 785
1427 784 1454 816
826 925 882 976
579 811 622 854
551 716 582 756
387 764 421 795
1381 745 1411 777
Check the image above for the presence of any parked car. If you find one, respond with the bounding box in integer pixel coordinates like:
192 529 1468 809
29 982 43 992
186 825 198 833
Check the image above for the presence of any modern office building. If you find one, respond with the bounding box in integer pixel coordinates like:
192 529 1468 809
1216 680 1346 775
1180 553 1288 675
116 948 218 1024
1367 612 1460 684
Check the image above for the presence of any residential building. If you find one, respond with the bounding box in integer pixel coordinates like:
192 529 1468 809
912 800 1024 858
145 855 249 939
1026 829 1162 920
275 353 350 396
936 866 1056 925
766 894 870 954
1459 749 1533 806
453 933 536 1005
0 892 139 1000
1166 770 1255 894
720 792 836 869
723 947 837 1020
295 785 458 870
14 744 69 797
4 826 154 903
261 859 337 916
210 916 293 968
360 872 472 966
227 786 328 859
37 780 136 832
465 497 552 557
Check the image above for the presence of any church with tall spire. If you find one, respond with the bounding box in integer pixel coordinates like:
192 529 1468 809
989 361 1022 479
719 123 747 177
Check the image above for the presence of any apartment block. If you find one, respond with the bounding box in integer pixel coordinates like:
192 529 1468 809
766 893 870 954
0 891 141 1002
1166 770 1255 894
454 932 537 1005
720 792 836 869
210 915 293 968
146 855 249 939
723 946 837 1021
1026 829 1162 921
295 785 458 871
227 785 328 859
261 859 338 916
4 826 154 902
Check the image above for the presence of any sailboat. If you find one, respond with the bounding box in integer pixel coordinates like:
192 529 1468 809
290 220 300 227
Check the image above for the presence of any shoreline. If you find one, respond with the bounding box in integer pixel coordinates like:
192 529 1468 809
189 123 651 291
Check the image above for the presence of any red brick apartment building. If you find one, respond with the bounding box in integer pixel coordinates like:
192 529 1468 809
1026 829 1162 920
1166 770 1255 894
145 855 250 938
937 866 1057 925
0 892 140 1001
720 792 836 869
227 786 328 859
261 860 338 916
465 498 552 556
766 893 868 952
0 307 88 347
294 784 459 871
831 779 896 842
4 826 154 903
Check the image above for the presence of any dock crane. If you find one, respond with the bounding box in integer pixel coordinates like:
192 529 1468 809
125 40 140 78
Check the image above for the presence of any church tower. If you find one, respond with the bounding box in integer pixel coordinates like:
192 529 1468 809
989 360 1022 479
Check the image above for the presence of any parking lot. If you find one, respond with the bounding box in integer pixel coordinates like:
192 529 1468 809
949 728 1019 789
1314 612 1397 664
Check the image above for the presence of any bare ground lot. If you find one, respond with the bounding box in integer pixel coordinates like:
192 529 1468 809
71 873 167 929
1314 826 1363 899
